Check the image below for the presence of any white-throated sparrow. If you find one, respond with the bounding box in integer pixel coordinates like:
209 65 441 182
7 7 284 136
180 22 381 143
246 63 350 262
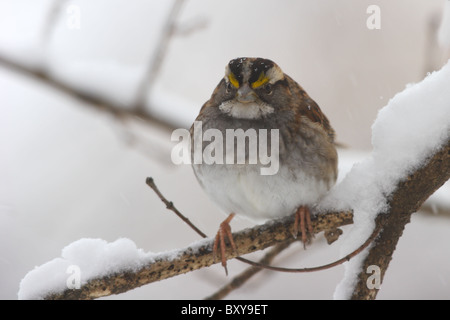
190 57 338 274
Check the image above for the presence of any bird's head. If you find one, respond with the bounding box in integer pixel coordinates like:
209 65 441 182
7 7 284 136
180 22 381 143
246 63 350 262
218 57 287 119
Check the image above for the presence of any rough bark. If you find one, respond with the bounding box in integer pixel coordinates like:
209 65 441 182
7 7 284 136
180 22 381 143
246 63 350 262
350 140 450 299
44 211 352 300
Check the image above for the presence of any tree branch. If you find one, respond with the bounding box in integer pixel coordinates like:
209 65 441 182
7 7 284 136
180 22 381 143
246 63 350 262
146 177 208 238
0 1 186 133
146 176 380 275
205 240 295 300
44 210 353 300
350 140 450 299
134 0 185 109
0 55 177 130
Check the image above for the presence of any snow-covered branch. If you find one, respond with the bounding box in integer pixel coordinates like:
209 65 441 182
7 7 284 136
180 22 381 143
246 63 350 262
20 211 352 300
331 59 450 299
351 141 449 299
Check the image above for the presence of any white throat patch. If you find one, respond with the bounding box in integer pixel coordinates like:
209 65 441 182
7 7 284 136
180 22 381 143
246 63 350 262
219 100 274 119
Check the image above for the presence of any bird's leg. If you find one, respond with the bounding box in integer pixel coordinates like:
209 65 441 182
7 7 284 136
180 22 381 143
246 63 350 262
213 213 237 276
292 206 314 248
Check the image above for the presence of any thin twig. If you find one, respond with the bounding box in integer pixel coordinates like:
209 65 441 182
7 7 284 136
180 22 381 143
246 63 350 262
205 240 294 300
145 177 207 238
238 223 381 273
146 176 381 274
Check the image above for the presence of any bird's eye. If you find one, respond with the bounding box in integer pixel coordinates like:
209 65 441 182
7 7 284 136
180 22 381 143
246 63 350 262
265 83 273 95
226 82 233 93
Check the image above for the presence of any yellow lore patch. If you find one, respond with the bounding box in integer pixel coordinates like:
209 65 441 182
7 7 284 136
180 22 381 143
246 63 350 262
228 72 240 88
251 72 269 89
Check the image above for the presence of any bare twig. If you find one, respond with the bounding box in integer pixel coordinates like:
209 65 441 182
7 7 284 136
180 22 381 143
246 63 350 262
134 0 186 109
205 240 295 300
146 177 207 238
234 223 381 273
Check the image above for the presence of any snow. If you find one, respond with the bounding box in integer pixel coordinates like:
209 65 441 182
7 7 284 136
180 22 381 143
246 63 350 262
18 238 152 300
319 60 450 299
18 235 213 300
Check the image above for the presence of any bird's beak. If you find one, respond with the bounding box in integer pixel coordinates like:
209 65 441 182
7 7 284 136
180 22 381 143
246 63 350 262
236 83 257 103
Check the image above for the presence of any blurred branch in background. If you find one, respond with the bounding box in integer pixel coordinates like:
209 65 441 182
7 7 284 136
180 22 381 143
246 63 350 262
424 10 450 76
0 55 172 131
205 240 295 300
0 0 192 132
0 0 194 164
39 0 67 52
134 0 185 111
0 53 176 170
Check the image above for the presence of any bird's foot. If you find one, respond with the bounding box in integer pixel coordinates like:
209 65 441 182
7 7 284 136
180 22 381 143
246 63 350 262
213 213 237 275
292 206 314 248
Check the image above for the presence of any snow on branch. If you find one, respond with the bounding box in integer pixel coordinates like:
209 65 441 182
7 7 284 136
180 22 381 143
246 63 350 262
328 59 450 299
19 211 353 300
349 141 449 299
